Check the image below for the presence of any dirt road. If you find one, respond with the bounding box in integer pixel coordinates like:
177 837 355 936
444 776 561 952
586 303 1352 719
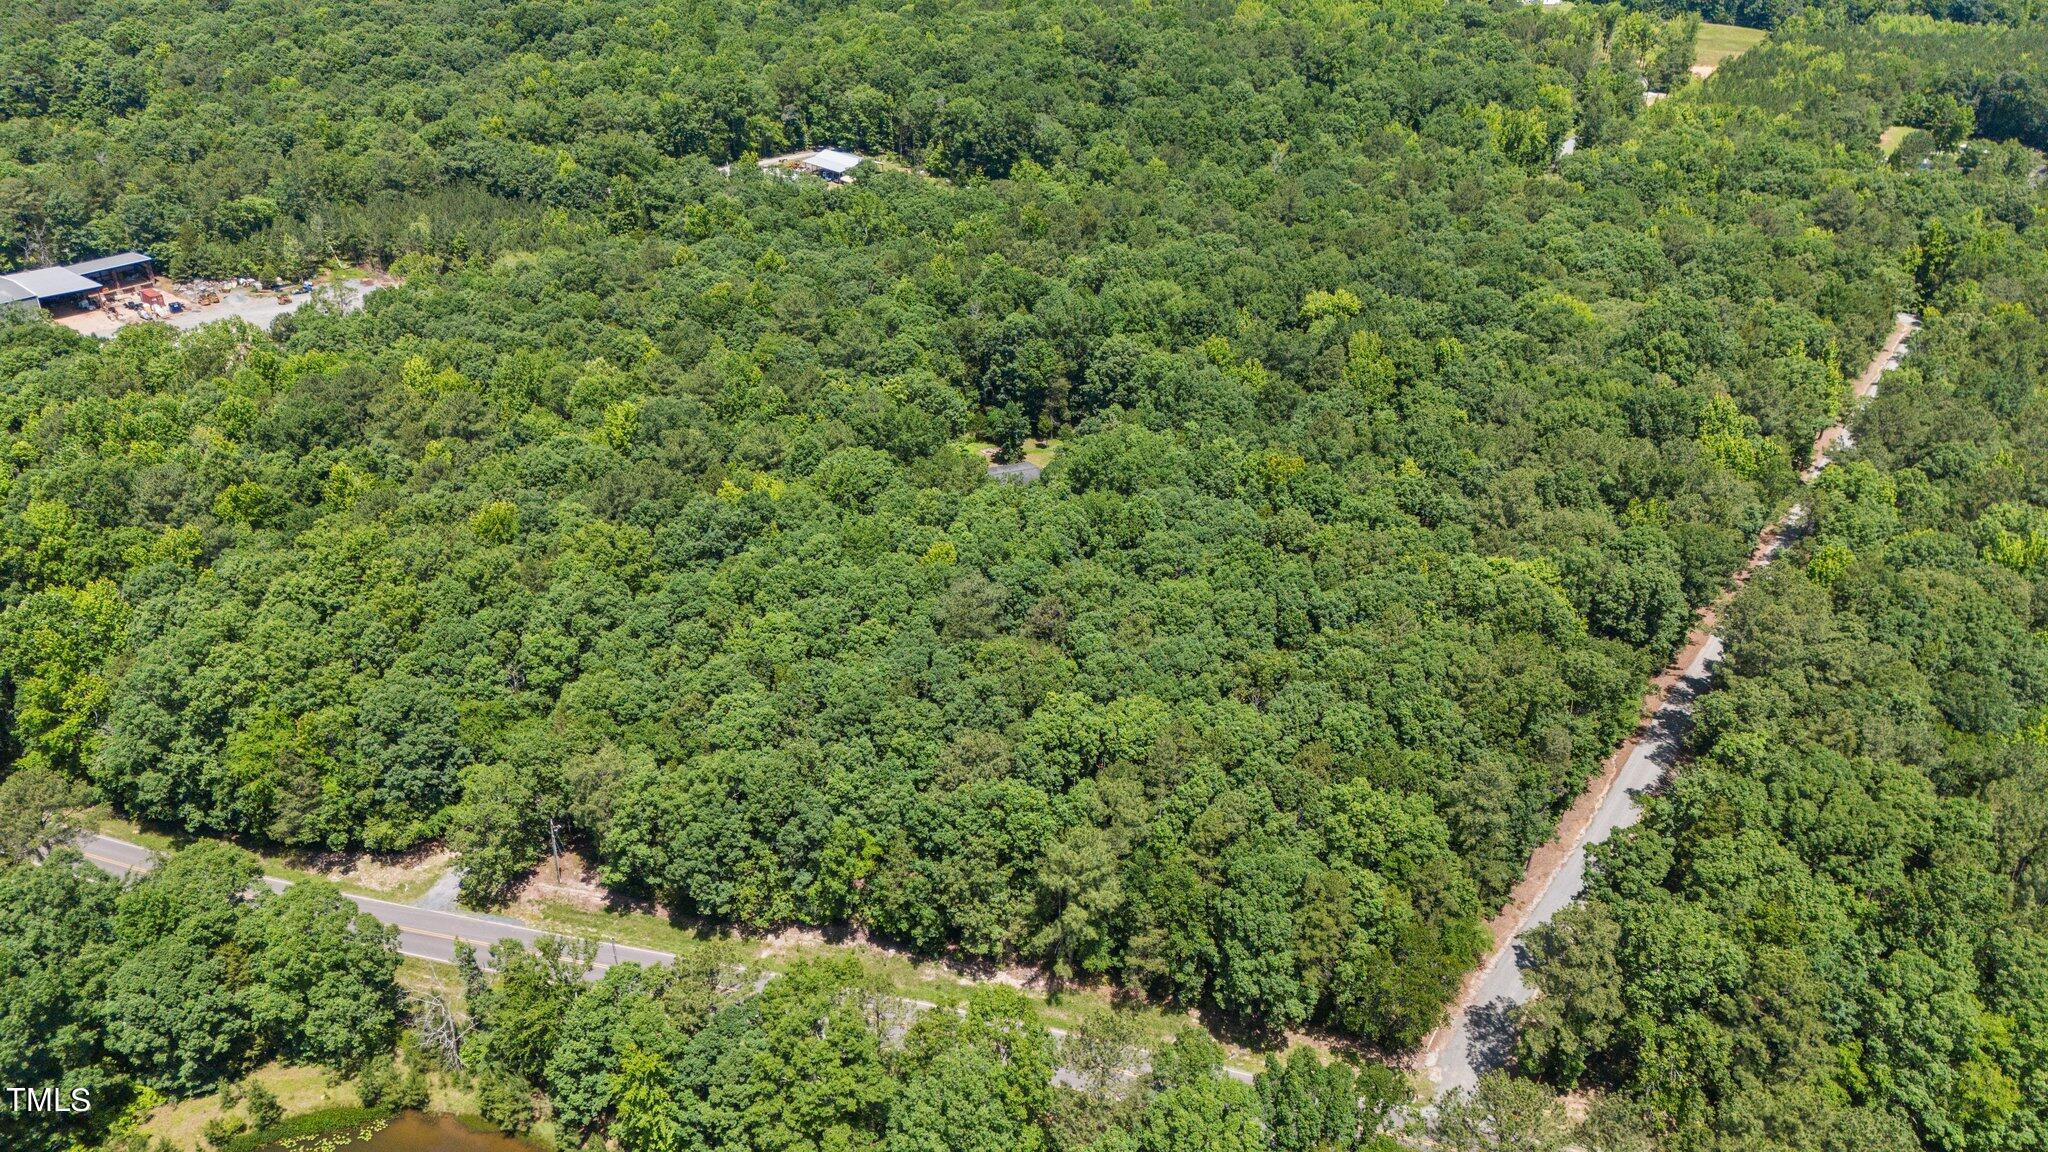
1419 312 1919 1094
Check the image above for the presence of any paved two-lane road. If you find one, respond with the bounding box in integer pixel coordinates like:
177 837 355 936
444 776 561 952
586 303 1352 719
70 832 676 974
70 831 1258 1086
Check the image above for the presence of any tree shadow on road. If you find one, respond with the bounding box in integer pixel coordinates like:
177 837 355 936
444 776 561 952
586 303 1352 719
1463 997 1520 1077
1642 659 1718 774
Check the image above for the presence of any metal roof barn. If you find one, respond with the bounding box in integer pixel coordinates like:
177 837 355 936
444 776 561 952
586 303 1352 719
64 251 153 278
0 266 100 300
807 149 864 175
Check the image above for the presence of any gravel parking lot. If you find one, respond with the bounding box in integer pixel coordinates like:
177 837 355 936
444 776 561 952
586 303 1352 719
53 277 391 338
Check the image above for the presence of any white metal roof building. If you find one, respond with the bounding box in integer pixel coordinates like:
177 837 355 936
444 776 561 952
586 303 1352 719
805 149 864 177
0 266 100 301
0 251 156 308
65 251 154 280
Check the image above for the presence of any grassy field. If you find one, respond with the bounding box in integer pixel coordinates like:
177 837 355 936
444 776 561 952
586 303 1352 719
1880 125 1918 157
138 1064 362 1151
1696 21 1768 69
963 436 1062 468
133 1049 494 1150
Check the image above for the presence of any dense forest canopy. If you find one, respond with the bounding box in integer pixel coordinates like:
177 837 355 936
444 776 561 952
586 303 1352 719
1521 266 2048 1152
0 0 1932 1055
1624 0 2038 32
4 4 2045 1137
1711 16 2048 151
448 943 1407 1152
1515 18 2048 1152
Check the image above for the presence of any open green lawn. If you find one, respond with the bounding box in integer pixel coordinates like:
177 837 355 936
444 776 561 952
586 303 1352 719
137 1064 361 1150
1879 125 1917 157
1696 21 1768 69
961 436 1062 468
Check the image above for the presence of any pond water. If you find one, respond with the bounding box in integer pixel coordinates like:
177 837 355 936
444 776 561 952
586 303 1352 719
265 1112 535 1152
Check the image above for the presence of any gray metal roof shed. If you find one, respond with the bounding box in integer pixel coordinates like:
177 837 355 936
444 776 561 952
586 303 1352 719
0 266 100 300
0 278 34 306
64 251 153 278
807 149 864 175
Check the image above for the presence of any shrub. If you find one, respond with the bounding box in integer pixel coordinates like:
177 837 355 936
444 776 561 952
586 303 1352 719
244 1083 282 1130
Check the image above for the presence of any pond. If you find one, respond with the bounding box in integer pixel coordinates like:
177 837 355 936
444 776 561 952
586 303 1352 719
262 1112 536 1152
